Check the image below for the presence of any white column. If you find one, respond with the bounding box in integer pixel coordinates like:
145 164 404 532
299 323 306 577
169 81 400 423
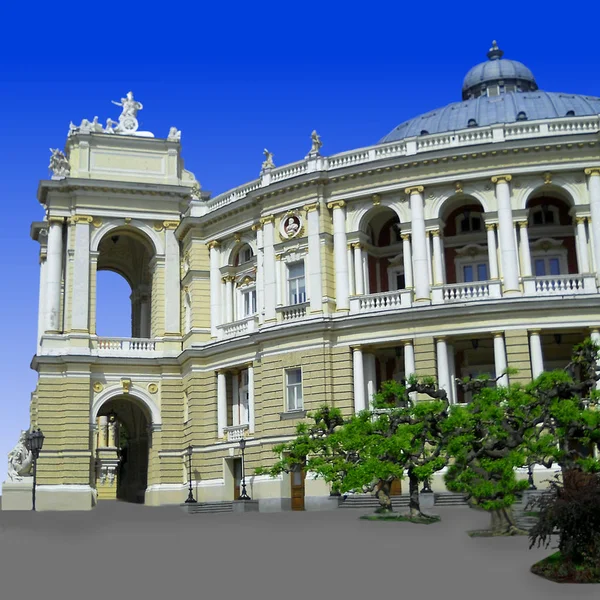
529 330 544 379
232 372 239 427
225 277 234 322
518 221 532 278
363 252 370 294
485 224 500 280
248 365 255 433
352 347 366 413
448 344 456 404
403 340 416 379
139 293 150 338
347 245 355 296
262 217 277 321
254 225 265 321
401 234 413 289
590 329 600 391
98 416 108 448
425 232 434 286
586 168 600 279
70 216 92 331
45 217 64 332
493 332 509 387
328 201 350 310
217 371 227 438
164 223 181 334
406 187 430 301
276 257 284 306
37 250 48 352
436 337 451 397
493 175 520 293
209 241 221 337
364 353 377 409
353 243 364 295
305 204 323 312
432 230 444 285
575 217 590 273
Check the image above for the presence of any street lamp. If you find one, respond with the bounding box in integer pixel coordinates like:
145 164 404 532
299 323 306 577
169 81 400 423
184 445 197 504
26 428 45 511
238 438 251 500
527 463 537 490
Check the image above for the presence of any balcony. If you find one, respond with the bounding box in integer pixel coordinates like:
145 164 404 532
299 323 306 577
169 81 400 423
95 337 159 356
432 280 502 304
217 315 258 339
349 289 412 314
223 424 249 442
523 274 597 297
276 302 309 322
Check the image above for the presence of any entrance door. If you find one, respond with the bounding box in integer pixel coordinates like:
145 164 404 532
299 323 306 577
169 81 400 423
233 459 242 500
290 465 305 511
390 478 402 496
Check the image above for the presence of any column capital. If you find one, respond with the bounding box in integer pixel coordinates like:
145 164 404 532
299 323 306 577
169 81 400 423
516 220 528 229
251 222 262 232
403 339 414 347
275 253 282 261
491 175 512 184
575 216 588 225
207 240 220 250
327 200 346 210
430 229 440 237
304 202 319 213
584 168 600 177
404 185 424 196
528 329 542 335
350 345 362 352
69 215 94 225
48 216 65 224
260 215 275 225
436 336 448 342
590 327 600 334
401 233 411 241
351 242 362 250
485 223 496 231
222 275 235 283
163 220 179 230
493 331 505 339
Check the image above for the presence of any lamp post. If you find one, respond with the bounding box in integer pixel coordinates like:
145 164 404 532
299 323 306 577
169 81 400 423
527 463 537 490
26 428 45 511
184 445 197 504
238 438 251 500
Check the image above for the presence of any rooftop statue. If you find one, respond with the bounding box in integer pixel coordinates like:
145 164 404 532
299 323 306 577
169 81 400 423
7 431 33 482
112 91 143 119
309 130 322 156
48 148 70 179
262 148 275 170
167 127 181 141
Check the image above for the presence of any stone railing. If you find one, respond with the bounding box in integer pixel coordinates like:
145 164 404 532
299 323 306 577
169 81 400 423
523 274 597 296
97 338 156 352
223 424 249 442
217 315 258 339
202 115 600 215
349 289 413 313
277 302 309 322
432 280 502 304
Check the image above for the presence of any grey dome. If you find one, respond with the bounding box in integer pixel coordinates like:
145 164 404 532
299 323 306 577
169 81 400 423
378 92 600 144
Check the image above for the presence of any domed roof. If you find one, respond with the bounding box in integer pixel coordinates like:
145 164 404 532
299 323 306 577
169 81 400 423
462 41 537 100
378 42 600 145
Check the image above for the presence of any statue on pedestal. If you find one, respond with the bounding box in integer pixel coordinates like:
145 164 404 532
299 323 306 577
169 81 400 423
167 127 181 141
48 148 70 178
309 130 322 156
111 91 144 135
7 431 33 482
262 148 275 170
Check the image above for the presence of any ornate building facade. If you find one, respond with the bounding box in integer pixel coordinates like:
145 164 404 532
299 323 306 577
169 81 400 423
4 42 600 510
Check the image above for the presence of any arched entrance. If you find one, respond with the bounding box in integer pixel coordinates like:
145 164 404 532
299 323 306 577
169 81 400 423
94 395 151 504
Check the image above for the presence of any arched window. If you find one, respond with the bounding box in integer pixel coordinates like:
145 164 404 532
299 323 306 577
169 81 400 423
530 205 558 227
455 210 483 234
234 244 254 266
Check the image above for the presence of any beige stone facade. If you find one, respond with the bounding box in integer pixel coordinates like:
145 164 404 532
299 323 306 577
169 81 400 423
5 48 600 511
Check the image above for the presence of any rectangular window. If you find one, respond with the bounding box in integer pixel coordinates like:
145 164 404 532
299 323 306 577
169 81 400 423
396 272 405 290
535 257 562 277
237 370 249 424
288 262 306 305
462 262 488 283
286 368 303 411
243 289 257 317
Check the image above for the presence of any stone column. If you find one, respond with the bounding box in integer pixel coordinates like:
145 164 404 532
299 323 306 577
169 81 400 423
232 371 240 426
353 243 365 295
208 241 221 337
328 201 350 311
253 224 264 321
248 365 255 433
436 337 451 397
431 230 444 285
262 216 277 321
493 332 509 387
139 290 150 338
485 223 500 280
224 276 234 322
37 243 48 352
448 344 456 404
492 175 520 293
45 216 65 332
406 187 430 301
585 168 600 279
401 234 413 289
275 256 284 306
403 340 416 379
364 353 377 409
529 330 544 379
517 221 533 277
163 221 181 335
108 415 118 447
98 416 108 448
575 217 590 273
217 371 227 439
352 346 366 413
347 244 355 296
590 329 600 390
70 216 92 331
305 203 323 312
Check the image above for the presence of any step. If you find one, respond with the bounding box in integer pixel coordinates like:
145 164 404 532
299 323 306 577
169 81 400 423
182 501 234 514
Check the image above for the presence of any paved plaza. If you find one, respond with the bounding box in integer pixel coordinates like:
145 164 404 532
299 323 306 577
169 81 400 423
0 502 598 599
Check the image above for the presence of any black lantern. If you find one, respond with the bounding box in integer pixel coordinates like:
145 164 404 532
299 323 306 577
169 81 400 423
527 463 537 490
26 428 45 511
238 438 251 500
184 445 197 504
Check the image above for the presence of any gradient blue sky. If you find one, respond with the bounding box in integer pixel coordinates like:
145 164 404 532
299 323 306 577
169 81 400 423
1 1 599 485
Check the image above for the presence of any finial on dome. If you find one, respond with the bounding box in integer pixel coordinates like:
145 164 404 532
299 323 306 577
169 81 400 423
487 40 504 61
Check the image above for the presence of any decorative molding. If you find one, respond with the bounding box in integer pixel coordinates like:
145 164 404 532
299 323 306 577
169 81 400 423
153 221 164 232
491 175 512 184
259 215 275 226
234 233 242 243
404 185 424 195
121 378 132 394
303 203 319 213
163 220 179 230
69 215 94 225
326 200 346 210
251 223 262 231
92 217 103 228
454 181 463 194
124 217 132 225
279 210 304 241
372 194 381 206
48 216 65 224
485 223 495 232
584 168 600 177
207 240 220 250
148 383 158 394
543 172 552 185
93 382 104 393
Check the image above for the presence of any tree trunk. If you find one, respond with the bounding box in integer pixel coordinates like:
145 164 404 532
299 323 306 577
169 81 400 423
408 471 421 519
485 506 527 536
374 479 393 513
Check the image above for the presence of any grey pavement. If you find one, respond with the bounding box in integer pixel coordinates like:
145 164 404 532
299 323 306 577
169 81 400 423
0 502 598 600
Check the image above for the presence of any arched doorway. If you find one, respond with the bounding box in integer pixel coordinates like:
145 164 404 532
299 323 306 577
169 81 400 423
94 395 151 504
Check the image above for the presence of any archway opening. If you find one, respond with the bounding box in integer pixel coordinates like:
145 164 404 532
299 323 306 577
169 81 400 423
96 228 155 338
94 396 150 504
96 271 132 337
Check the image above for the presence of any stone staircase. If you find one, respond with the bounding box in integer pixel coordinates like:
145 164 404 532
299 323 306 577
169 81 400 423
181 501 233 515
512 490 551 531
434 493 469 506
339 493 468 510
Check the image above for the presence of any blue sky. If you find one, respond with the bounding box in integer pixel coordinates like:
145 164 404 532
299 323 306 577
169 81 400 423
1 1 599 485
